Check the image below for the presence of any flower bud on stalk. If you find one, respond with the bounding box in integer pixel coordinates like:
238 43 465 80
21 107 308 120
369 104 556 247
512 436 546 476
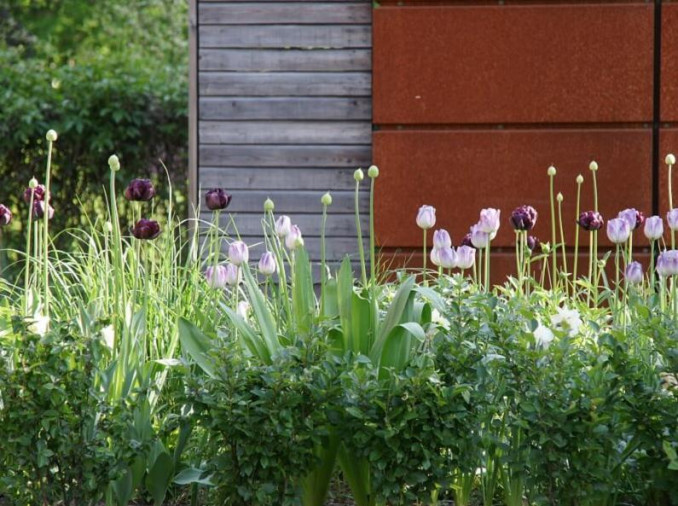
258 252 277 276
438 247 457 269
416 205 436 230
275 215 292 237
577 211 604 231
354 168 364 182
108 154 120 172
124 179 155 202
23 183 46 204
430 247 442 267
367 165 379 178
205 188 231 211
527 236 541 252
205 264 229 289
224 263 240 286
510 205 538 231
264 198 274 212
321 192 332 206
607 218 631 244
285 225 304 250
32 201 54 221
667 209 678 231
656 250 678 277
644 216 664 240
131 218 160 240
625 261 644 285
228 241 249 266
455 245 476 270
478 208 501 235
433 229 452 249
618 208 645 231
470 224 490 249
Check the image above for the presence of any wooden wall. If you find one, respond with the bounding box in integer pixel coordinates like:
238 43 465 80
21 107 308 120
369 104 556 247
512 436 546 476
190 0 373 265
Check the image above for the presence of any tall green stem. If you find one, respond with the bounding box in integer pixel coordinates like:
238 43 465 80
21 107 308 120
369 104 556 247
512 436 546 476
369 175 376 283
43 138 54 322
557 195 568 292
548 168 557 289
484 243 491 292
320 202 328 316
354 179 367 286
670 160 675 249
24 188 35 314
573 176 583 290
423 229 428 287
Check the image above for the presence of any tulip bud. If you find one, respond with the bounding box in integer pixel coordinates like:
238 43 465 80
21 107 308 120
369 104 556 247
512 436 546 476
367 165 379 178
258 251 277 276
46 129 58 142
556 193 563 203
205 188 231 211
237 301 251 319
455 245 476 270
0 204 11 226
228 241 249 266
478 208 501 234
617 208 645 231
23 183 46 204
275 215 292 237
656 250 678 277
285 225 305 250
264 198 275 212
527 235 541 252
224 263 240 285
666 153 676 166
470 224 490 249
131 218 161 240
354 168 364 182
433 229 452 249
589 161 598 172
510 205 537 231
460 233 473 247
321 192 333 206
205 264 229 289
32 201 54 221
124 178 155 202
108 154 120 172
625 261 643 285
577 210 604 231
547 165 556 176
644 215 663 240
576 174 584 184
416 205 436 230
606 218 631 244
438 247 457 269
667 209 678 231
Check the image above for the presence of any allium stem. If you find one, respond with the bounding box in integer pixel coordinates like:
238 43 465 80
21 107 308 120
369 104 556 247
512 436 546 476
354 179 367 286
320 202 328 315
548 171 557 289
573 178 582 291
670 162 676 249
587 232 594 306
369 175 376 284
557 197 568 291
43 139 54 323
24 189 35 314
592 231 599 306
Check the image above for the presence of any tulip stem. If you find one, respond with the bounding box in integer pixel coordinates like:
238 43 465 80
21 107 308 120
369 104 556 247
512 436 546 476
614 243 621 318
651 240 656 294
25 189 35 315
515 231 521 294
484 243 491 292
592 231 599 306
423 229 428 287
557 197 568 294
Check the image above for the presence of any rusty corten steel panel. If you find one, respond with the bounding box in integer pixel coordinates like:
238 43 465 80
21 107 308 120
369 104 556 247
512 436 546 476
659 129 678 217
374 129 652 248
662 5 678 122
373 4 654 124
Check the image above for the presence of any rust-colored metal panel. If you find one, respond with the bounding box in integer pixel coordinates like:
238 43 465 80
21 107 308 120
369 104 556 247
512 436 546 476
662 5 678 122
374 129 652 248
659 128 678 217
373 4 654 124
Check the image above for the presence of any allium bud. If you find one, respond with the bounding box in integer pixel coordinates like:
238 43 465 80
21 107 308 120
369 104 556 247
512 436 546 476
258 251 277 276
478 208 501 235
124 178 155 202
526 236 541 252
131 218 161 240
367 165 379 178
556 192 563 203
438 247 457 269
416 205 436 230
23 183 46 204
433 229 452 249
644 215 664 240
667 209 678 231
455 245 476 270
205 264 229 289
321 192 333 206
666 153 676 166
108 154 120 172
460 233 473 247
470 224 490 249
589 161 598 172
264 198 275 212
228 240 249 266
625 261 643 285
32 201 54 221
577 210 604 231
510 205 537 231
205 188 231 211
606 218 631 244
576 174 584 184
617 208 645 231
285 225 304 250
547 165 556 176
354 168 364 182
224 263 240 285
275 215 292 237
0 204 12 226
46 129 58 142
28 177 39 189
656 250 678 277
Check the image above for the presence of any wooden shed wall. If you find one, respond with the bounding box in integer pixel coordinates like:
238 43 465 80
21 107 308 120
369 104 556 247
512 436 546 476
189 0 372 264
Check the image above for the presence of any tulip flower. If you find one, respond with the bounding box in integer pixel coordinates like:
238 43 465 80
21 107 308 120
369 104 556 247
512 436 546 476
625 261 643 285
124 178 155 201
526 236 541 252
644 216 664 240
258 251 276 276
131 218 161 240
667 209 678 231
285 225 304 250
607 218 631 244
205 188 231 211
205 264 229 289
416 205 436 230
228 241 249 266
23 183 47 204
460 233 473 247
275 215 292 237
618 208 645 231
433 229 452 249
430 247 441 267
656 250 678 277
455 245 476 270
470 224 490 249
577 210 604 231
478 208 501 235
32 201 54 221
438 247 457 269
224 263 240 285
0 204 11 226
510 205 537 231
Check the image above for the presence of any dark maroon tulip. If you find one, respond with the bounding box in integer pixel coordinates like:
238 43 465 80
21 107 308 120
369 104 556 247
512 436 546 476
526 236 541 252
23 184 47 204
124 179 155 202
577 211 604 231
205 188 231 211
510 205 538 231
32 201 54 221
131 218 161 240
0 204 12 226
460 232 473 247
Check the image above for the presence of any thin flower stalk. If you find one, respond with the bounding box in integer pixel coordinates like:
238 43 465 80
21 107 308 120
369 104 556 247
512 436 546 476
43 131 56 322
548 166 557 289
24 186 36 314
573 175 583 289
353 170 368 286
557 193 568 292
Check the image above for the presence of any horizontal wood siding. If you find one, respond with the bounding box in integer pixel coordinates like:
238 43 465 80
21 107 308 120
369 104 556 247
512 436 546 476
196 0 372 266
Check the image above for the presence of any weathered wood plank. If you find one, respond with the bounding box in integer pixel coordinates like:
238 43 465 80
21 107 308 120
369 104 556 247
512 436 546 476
199 212 362 237
199 49 371 71
199 97 371 120
199 3 371 25
199 25 370 49
199 145 372 167
200 166 361 190
197 189 368 213
200 121 370 145
199 72 371 97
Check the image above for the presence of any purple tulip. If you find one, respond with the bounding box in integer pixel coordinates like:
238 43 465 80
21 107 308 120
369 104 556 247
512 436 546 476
478 208 501 234
667 209 678 231
0 204 11 226
124 179 155 202
617 208 645 231
607 218 631 244
416 205 436 230
460 233 473 247
275 215 292 237
258 251 277 276
433 229 452 249
510 205 538 231
204 188 231 211
32 201 54 221
224 263 240 285
527 236 541 252
285 225 304 250
228 241 249 266
644 215 664 241
577 210 604 231
470 224 490 249
430 247 442 267
131 218 161 240
455 245 476 270
438 247 457 269
205 264 229 289
625 261 643 285
23 184 47 204
656 250 678 277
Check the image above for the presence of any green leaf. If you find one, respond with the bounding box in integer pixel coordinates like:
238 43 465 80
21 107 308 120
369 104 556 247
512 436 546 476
145 451 174 506
370 276 415 364
241 265 281 358
292 248 316 335
174 467 214 486
177 317 215 377
222 305 272 364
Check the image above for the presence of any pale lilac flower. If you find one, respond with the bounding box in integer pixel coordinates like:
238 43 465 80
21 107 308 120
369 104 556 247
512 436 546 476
625 261 643 285
285 225 304 250
644 215 664 241
430 247 442 267
275 215 292 237
433 229 452 249
228 241 249 266
657 250 678 277
455 245 476 270
606 218 631 244
617 208 645 231
258 251 276 276
478 208 501 234
438 247 457 269
205 264 229 289
470 224 490 249
416 205 436 230
224 263 240 285
667 209 678 231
